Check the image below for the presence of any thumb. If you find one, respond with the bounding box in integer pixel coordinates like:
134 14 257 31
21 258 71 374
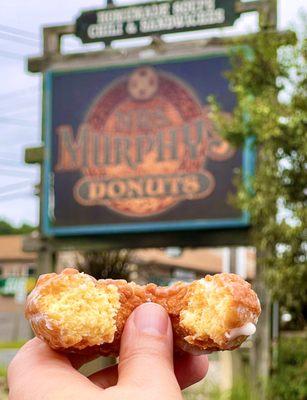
117 302 182 398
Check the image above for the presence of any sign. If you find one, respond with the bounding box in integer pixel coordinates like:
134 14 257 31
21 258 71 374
76 0 239 44
1 277 28 303
43 53 254 236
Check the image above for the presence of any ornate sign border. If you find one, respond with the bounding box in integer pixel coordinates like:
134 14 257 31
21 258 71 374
42 51 255 237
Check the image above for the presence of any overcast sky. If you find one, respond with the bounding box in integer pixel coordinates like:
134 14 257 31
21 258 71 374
0 0 306 226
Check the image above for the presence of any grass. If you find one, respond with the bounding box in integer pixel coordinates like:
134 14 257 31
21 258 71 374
0 366 6 378
0 341 26 350
185 336 307 400
183 379 224 400
0 374 8 400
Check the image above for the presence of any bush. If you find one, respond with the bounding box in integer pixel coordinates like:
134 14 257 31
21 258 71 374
267 337 307 400
0 365 6 378
230 378 254 400
184 336 306 400
0 365 8 399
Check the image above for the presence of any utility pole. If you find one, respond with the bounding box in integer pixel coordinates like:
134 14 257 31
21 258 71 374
250 5 278 399
251 257 271 399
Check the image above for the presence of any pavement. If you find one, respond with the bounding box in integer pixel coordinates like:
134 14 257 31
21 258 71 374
0 297 31 342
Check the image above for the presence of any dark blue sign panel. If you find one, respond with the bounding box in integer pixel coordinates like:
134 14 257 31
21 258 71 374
43 53 254 236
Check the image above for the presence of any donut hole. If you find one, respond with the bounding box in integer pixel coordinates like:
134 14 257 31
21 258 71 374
179 277 236 346
38 273 120 349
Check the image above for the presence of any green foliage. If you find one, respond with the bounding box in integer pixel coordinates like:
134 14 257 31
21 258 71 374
267 337 307 400
0 341 26 350
183 381 224 400
0 365 6 378
0 219 35 235
230 378 254 400
183 378 255 400
0 370 8 400
184 337 306 400
209 30 307 317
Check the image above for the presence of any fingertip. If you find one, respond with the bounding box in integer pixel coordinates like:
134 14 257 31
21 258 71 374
118 303 179 395
132 302 170 336
120 302 173 355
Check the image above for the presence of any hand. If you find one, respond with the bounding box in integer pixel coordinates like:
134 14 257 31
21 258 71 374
8 303 208 400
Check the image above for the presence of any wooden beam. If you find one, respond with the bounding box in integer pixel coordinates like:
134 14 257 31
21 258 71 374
43 24 75 56
235 1 260 14
28 29 294 73
252 2 277 398
23 228 252 253
24 146 44 164
259 0 278 30
250 258 271 400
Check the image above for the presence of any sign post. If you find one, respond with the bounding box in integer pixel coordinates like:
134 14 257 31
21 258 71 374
24 0 283 252
24 2 279 397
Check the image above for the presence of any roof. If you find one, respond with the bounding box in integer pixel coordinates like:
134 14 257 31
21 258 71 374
133 248 223 273
0 235 36 262
133 247 256 278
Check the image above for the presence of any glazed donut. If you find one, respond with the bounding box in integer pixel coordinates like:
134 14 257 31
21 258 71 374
25 268 261 356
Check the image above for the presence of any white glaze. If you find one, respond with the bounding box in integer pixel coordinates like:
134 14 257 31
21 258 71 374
225 322 256 341
45 319 54 330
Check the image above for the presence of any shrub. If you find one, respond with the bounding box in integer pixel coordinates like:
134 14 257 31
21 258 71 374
267 337 307 400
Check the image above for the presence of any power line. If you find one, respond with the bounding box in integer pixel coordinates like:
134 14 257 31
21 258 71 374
0 100 39 114
0 50 25 60
0 117 37 126
0 86 39 101
0 151 20 158
0 158 40 168
0 191 34 202
0 110 37 120
0 32 39 47
0 158 25 167
0 103 38 116
0 94 40 111
0 164 37 173
0 24 38 40
0 180 33 195
0 168 37 177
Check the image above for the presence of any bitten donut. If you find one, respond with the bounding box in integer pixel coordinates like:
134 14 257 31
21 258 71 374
25 268 261 356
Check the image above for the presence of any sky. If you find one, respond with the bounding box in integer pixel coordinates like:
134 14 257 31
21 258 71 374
0 0 306 227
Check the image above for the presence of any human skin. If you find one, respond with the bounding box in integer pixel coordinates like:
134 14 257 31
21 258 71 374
8 303 209 400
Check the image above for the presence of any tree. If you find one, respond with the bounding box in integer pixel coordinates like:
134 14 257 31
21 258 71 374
0 219 35 235
209 30 306 323
76 249 132 280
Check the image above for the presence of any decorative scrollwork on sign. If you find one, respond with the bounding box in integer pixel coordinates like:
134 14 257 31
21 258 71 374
55 66 235 218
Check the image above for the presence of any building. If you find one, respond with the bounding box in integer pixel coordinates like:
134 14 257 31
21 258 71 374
0 235 37 342
132 247 256 285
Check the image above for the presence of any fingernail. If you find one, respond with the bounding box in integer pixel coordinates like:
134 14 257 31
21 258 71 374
134 303 168 335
